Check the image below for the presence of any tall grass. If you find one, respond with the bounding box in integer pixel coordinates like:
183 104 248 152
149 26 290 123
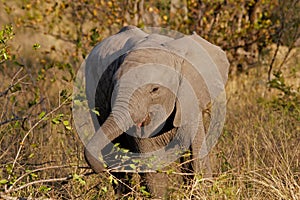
1 39 299 200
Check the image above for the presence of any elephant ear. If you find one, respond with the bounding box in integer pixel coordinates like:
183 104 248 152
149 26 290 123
163 33 230 127
189 33 229 85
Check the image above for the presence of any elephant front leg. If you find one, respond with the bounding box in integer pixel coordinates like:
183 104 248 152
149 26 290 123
174 117 212 177
191 119 212 178
140 172 169 198
140 163 183 199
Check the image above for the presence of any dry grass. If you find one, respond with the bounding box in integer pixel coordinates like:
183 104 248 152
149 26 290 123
209 67 300 199
1 50 299 199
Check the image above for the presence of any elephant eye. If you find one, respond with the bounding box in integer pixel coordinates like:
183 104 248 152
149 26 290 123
150 87 159 93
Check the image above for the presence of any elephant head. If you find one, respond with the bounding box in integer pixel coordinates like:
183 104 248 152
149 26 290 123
73 26 229 173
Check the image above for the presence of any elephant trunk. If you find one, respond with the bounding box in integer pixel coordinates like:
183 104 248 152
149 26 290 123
110 83 147 133
85 93 137 172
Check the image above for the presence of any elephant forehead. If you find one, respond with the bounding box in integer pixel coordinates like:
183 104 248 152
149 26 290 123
115 49 182 89
117 48 183 74
116 63 180 92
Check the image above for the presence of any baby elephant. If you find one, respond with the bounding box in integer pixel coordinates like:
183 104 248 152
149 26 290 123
75 25 229 198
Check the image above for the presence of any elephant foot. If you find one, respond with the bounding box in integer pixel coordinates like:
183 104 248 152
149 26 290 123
140 172 169 199
203 157 212 178
140 168 183 199
197 155 212 178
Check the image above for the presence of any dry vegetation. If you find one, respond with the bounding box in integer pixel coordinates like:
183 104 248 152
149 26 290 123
0 0 299 199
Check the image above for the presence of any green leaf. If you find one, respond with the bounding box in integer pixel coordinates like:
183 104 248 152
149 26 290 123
129 164 136 169
28 153 34 158
101 186 108 193
121 155 129 160
38 111 46 119
91 109 100 116
30 173 38 178
74 99 82 106
140 186 151 197
109 175 118 185
114 143 120 147
0 179 8 185
121 148 129 153
73 174 86 185
63 120 69 126
51 118 60 124
39 185 52 192
33 43 41 50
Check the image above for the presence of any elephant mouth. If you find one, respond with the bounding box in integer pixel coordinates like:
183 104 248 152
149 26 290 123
134 108 176 138
135 113 151 138
137 113 151 128
107 114 177 156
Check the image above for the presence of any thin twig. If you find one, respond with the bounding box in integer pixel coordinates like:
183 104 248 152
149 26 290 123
0 68 26 98
0 116 26 126
0 193 55 200
268 1 285 81
106 170 139 195
268 37 281 81
189 177 200 200
7 165 76 192
278 44 296 71
7 97 71 185
7 177 72 193
0 68 27 126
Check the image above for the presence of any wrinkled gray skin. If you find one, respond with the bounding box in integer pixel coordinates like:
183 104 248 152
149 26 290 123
83 26 229 198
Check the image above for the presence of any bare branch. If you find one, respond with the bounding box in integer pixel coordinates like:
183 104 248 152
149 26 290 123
8 165 76 192
106 170 138 195
0 68 26 98
0 193 55 200
7 176 72 193
7 97 71 184
268 38 281 81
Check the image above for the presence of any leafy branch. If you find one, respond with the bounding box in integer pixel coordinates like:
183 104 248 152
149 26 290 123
0 24 14 64
5 97 72 192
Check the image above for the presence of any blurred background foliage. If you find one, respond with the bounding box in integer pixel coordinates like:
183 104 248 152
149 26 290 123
2 0 299 70
0 0 299 199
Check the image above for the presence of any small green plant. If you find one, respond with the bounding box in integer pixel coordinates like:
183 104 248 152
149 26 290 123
73 173 86 185
0 24 14 63
139 185 151 197
51 113 72 130
268 70 300 120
